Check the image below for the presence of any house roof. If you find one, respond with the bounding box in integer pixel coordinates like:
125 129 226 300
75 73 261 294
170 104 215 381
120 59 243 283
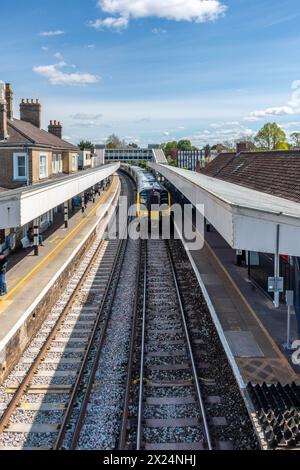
201 150 300 203
1 119 78 151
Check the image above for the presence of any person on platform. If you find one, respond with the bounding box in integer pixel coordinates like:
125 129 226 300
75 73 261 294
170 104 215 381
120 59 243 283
0 252 8 296
27 227 44 247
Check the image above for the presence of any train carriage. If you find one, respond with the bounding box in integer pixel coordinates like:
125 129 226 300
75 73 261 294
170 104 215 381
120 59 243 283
123 165 171 220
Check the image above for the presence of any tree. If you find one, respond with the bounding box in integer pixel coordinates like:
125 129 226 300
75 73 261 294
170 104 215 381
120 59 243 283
276 141 290 150
254 123 287 150
290 132 300 148
167 157 177 167
128 142 139 148
204 144 211 160
177 139 193 151
106 134 126 149
78 140 95 152
161 141 178 158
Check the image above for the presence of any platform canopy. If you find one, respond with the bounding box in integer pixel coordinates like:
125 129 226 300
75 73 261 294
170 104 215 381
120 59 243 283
0 163 120 229
150 163 300 257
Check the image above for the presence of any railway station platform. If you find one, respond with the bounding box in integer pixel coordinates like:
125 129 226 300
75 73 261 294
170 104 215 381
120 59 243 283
181 226 300 387
0 175 121 383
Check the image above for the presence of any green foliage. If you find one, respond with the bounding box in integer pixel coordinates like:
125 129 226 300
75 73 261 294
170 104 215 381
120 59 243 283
161 139 197 157
167 157 177 166
161 141 178 157
177 139 193 151
290 132 300 148
276 141 290 150
106 134 127 149
78 140 95 152
255 123 287 150
204 144 211 159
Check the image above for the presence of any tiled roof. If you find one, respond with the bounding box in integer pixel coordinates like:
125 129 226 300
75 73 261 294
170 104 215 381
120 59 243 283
201 151 300 203
1 119 78 151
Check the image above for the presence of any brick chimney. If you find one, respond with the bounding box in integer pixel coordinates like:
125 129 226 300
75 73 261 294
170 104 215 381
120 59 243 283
236 142 250 154
0 84 8 141
20 98 41 128
5 83 13 120
48 120 62 139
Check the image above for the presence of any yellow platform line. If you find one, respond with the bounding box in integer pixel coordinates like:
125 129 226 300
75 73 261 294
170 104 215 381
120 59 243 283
0 178 116 303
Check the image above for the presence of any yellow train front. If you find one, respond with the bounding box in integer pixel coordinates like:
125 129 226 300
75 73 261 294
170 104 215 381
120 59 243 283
129 166 171 220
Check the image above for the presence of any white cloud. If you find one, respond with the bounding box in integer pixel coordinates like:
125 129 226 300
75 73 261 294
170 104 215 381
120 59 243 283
280 121 300 129
210 120 240 128
87 44 96 48
71 113 103 120
245 80 300 122
243 116 260 122
189 125 255 146
152 28 167 34
97 0 226 23
54 52 64 61
245 106 295 121
39 30 65 37
33 62 99 86
88 16 129 31
41 46 49 51
71 121 103 128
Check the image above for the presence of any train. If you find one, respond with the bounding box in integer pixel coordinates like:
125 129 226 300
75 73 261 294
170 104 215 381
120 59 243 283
123 164 171 220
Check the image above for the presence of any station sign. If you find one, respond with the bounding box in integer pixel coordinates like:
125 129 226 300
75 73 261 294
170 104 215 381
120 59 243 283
268 277 284 293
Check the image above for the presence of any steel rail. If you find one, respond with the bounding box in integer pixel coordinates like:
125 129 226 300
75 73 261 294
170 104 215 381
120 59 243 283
166 240 213 450
0 236 106 434
54 174 132 450
118 238 142 450
54 234 128 450
136 241 147 450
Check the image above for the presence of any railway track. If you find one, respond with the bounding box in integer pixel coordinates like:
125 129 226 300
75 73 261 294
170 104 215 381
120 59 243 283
0 175 133 451
0 236 126 450
120 237 258 451
0 173 258 451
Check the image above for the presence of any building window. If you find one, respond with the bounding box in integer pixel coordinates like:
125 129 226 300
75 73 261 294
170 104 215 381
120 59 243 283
52 154 58 174
72 154 77 172
13 153 27 181
39 154 48 179
58 155 62 173
52 154 62 174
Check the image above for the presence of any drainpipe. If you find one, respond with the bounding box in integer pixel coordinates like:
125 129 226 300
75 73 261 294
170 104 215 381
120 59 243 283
24 144 30 186
293 257 300 338
274 224 280 308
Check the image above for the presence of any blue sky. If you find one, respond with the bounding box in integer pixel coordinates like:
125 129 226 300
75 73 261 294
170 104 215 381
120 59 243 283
1 0 300 147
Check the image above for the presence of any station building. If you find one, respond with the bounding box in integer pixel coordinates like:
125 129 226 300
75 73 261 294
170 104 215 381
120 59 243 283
175 149 205 171
0 83 117 255
0 84 79 190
